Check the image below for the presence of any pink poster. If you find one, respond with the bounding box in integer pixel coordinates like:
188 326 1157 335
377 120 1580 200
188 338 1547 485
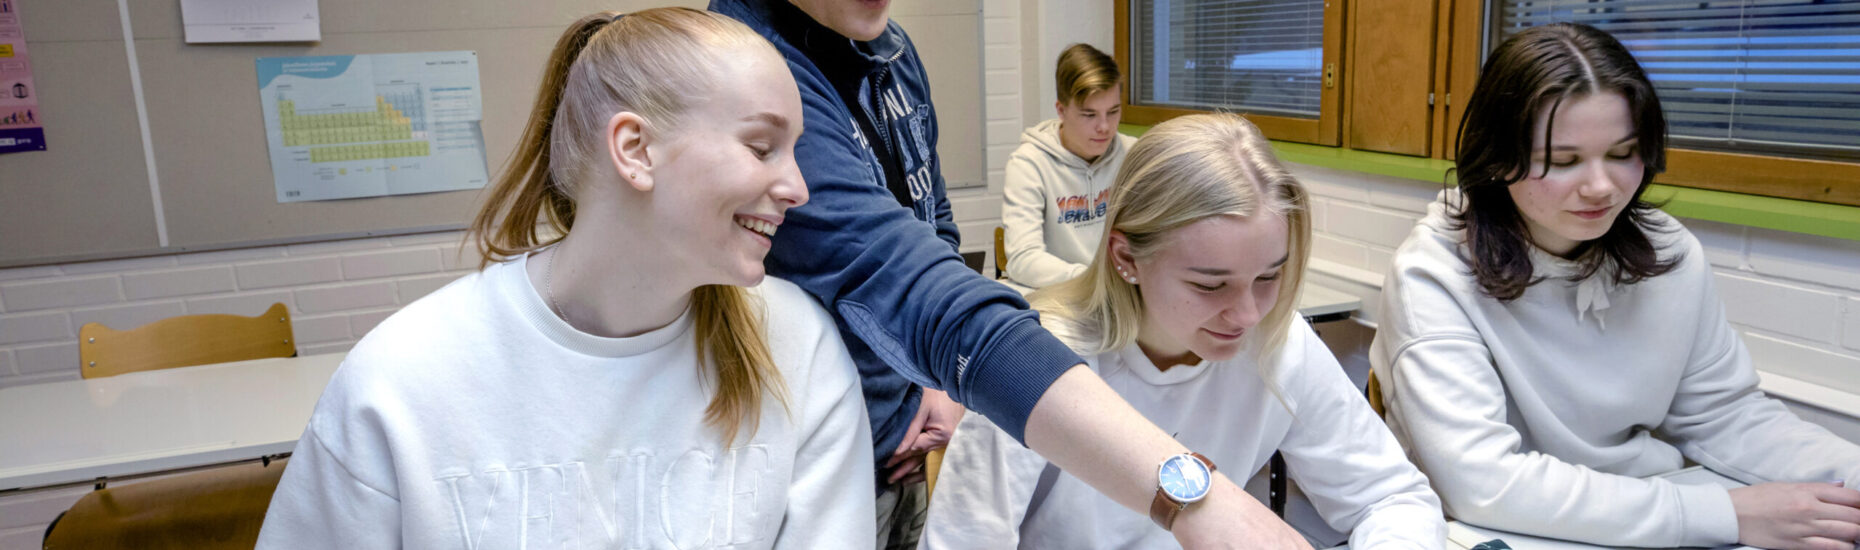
0 0 46 154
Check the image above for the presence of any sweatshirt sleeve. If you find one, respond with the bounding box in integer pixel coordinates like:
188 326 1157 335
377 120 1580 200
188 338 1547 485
1001 152 1086 288
777 328 877 549
920 411 1048 549
1275 320 1445 550
1381 334 1739 547
767 59 1080 443
1659 261 1860 489
256 426 403 549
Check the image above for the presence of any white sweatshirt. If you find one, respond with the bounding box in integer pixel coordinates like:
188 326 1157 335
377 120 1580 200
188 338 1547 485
1001 119 1137 288
257 255 875 549
923 315 1445 549
1371 195 1860 548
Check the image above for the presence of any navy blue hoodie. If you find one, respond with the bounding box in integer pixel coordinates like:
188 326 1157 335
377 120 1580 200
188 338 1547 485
709 0 1082 485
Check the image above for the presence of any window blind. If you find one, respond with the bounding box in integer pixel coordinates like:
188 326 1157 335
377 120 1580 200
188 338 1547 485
1494 0 1860 161
1131 0 1328 119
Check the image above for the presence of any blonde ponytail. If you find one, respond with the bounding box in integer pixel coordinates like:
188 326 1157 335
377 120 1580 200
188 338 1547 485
469 13 609 264
468 8 789 444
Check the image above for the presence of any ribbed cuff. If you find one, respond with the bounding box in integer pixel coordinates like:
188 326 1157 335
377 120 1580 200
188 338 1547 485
1675 482 1739 547
961 319 1082 444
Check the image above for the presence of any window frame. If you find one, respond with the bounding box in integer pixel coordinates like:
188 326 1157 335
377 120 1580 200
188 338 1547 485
1438 0 1860 206
1113 0 1347 146
1116 0 1860 207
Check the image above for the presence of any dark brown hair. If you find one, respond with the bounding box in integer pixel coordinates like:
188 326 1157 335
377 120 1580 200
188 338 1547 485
1452 22 1679 301
468 8 787 444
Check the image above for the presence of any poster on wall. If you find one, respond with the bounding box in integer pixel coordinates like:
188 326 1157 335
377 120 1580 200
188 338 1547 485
255 51 488 202
0 0 46 155
180 0 321 43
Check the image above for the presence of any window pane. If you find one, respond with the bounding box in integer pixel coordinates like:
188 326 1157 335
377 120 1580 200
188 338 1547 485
1493 0 1860 162
1132 0 1327 119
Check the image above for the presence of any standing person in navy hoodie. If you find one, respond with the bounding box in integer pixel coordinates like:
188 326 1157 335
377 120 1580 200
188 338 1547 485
709 0 1313 547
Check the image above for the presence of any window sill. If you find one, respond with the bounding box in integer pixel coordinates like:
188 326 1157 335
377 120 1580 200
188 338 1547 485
1758 370 1860 421
1118 124 1860 242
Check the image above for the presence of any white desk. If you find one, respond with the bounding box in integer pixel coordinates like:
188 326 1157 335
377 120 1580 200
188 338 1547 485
0 353 344 492
1298 284 1362 324
1445 467 1754 550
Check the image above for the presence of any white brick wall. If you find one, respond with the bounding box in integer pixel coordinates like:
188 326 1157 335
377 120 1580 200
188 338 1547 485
1845 299 1860 352
0 276 122 312
0 231 478 388
0 484 89 550
940 0 1021 269
122 267 237 300
1691 223 1860 397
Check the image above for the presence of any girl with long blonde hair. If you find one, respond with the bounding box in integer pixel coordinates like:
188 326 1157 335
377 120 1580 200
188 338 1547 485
924 114 1443 549
258 8 873 547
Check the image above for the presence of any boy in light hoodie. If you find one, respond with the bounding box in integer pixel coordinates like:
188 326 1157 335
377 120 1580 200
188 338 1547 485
1002 43 1138 289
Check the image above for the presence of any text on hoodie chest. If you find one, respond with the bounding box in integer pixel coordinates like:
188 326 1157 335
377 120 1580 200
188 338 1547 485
429 445 787 549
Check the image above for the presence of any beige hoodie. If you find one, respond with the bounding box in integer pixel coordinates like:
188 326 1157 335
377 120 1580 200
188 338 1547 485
1000 119 1136 288
1372 193 1860 547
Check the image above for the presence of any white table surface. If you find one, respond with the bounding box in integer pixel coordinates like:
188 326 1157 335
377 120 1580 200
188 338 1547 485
1446 466 1754 550
0 353 344 492
1297 283 1362 321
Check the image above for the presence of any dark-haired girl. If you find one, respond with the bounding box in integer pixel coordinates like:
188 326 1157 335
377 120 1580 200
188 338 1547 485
1371 22 1860 550
257 8 873 547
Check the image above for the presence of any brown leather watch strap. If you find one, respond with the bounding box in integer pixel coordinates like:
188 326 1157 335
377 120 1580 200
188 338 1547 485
1148 452 1217 531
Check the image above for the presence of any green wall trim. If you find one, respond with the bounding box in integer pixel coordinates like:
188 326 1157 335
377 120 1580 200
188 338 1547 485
1269 141 1457 185
1116 123 1860 242
1644 186 1860 242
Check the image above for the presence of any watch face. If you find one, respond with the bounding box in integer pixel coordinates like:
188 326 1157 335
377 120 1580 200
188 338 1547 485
1158 454 1212 503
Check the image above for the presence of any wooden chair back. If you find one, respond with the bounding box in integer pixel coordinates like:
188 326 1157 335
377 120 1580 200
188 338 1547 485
78 302 296 379
925 448 945 501
993 226 1008 280
42 459 289 550
1366 368 1388 418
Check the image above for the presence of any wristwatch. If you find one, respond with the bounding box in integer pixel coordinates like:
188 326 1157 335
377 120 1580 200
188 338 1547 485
1149 452 1217 531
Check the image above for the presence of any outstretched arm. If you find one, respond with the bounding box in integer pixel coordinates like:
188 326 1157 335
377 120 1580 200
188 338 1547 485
773 54 1307 549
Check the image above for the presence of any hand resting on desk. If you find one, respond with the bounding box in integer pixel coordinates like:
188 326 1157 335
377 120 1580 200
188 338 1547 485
1731 481 1860 550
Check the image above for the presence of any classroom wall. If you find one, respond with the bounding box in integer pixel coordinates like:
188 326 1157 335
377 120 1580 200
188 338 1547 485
1021 0 1115 124
945 0 1023 248
0 0 1009 391
0 5 1018 390
0 233 480 387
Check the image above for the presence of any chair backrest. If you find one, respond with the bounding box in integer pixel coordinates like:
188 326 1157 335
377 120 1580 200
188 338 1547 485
1365 368 1388 418
78 302 296 379
42 459 289 550
993 225 1008 280
925 448 945 501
